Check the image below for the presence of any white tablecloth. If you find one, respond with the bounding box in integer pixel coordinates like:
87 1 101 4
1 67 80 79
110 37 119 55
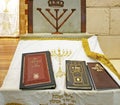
0 35 120 105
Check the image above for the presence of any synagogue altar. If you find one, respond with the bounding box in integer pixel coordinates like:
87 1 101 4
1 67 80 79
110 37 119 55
0 0 120 105
0 34 120 105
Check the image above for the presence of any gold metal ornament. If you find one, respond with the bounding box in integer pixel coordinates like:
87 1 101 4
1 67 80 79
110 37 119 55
51 48 72 77
92 64 103 72
4 0 10 12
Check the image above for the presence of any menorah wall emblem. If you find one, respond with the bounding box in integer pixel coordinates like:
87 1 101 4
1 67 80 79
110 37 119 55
37 0 76 34
2 0 11 34
4 0 10 12
51 48 72 77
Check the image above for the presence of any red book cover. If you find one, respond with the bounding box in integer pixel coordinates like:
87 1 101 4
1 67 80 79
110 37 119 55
20 51 56 90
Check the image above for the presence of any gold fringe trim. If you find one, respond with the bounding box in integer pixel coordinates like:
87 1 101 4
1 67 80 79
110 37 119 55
6 103 23 105
82 38 120 80
20 35 92 41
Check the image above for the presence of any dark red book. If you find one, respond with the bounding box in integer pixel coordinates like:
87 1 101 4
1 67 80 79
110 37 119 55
87 62 119 90
20 51 56 90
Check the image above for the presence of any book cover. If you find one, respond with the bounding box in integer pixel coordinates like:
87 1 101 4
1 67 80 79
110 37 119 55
87 62 119 90
20 51 56 90
66 60 92 90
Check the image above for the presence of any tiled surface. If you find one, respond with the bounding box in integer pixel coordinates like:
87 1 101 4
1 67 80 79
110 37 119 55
86 8 109 35
87 0 120 7
110 8 120 35
87 0 112 7
98 36 120 59
86 0 120 36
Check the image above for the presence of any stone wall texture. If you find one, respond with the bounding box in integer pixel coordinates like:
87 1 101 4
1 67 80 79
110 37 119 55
86 0 120 59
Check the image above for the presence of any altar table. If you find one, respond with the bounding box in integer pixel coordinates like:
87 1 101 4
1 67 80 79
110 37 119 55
0 34 120 105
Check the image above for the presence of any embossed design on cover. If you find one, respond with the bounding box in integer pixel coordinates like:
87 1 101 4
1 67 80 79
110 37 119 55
92 64 103 72
66 60 92 90
87 62 119 90
20 51 56 90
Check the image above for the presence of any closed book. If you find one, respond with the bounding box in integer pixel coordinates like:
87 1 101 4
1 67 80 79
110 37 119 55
20 51 56 90
66 60 92 90
87 62 119 90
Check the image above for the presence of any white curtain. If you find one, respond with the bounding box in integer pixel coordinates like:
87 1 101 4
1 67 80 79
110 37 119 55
0 0 19 37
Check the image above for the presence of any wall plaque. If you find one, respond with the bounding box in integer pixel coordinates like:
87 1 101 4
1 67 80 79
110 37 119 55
28 0 86 34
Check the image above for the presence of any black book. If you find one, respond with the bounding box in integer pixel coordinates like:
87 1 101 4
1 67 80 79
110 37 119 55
66 60 92 90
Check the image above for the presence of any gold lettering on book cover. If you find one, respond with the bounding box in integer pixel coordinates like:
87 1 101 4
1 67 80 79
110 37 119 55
92 64 103 72
71 65 83 85
51 48 72 77
31 57 41 68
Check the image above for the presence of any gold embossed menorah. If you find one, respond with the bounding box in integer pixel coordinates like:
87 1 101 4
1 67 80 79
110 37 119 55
51 48 72 77
4 0 10 12
37 0 76 34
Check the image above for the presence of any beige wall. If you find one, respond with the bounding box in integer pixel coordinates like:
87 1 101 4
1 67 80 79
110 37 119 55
86 0 120 59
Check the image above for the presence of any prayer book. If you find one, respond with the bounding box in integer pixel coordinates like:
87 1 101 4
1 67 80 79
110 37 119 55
66 60 92 90
87 62 119 90
20 51 56 90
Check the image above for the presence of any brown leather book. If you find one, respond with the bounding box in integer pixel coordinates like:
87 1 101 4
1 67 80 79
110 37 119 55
20 51 56 90
87 62 119 90
66 60 92 90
